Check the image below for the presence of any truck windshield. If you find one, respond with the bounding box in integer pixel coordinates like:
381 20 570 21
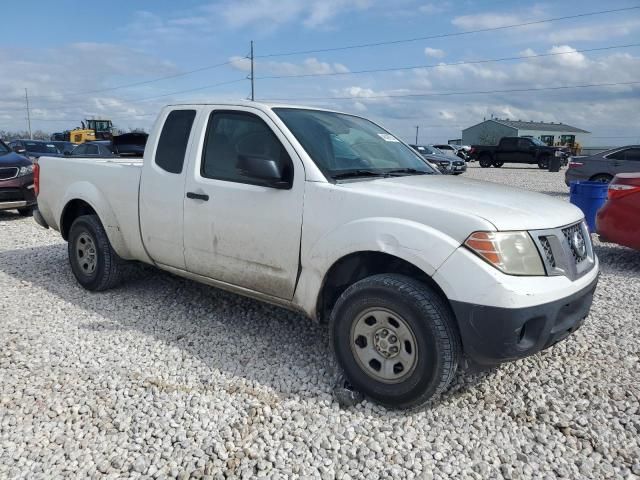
530 138 546 146
274 108 435 179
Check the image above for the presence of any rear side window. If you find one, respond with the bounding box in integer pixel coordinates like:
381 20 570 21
501 138 516 147
155 110 196 174
86 145 99 155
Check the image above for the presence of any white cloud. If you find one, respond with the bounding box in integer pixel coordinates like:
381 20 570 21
214 0 372 29
424 47 445 58
419 3 449 15
546 19 640 43
229 56 349 76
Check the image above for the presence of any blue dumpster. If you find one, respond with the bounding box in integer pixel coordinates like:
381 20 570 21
569 181 609 231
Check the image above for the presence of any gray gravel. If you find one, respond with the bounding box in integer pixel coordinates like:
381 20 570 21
1 164 639 479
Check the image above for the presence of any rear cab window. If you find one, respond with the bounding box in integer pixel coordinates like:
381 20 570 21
155 110 196 174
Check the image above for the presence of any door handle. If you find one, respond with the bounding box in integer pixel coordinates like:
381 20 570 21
186 192 209 201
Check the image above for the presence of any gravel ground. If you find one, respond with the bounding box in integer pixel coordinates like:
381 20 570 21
1 164 639 479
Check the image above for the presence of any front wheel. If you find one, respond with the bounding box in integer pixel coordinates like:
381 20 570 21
330 274 460 410
68 214 123 291
492 162 504 168
538 157 549 169
17 206 34 217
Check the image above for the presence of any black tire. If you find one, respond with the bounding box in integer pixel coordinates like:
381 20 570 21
330 274 460 410
590 174 613 183
492 162 504 168
479 155 492 168
17 206 34 217
538 157 549 169
68 214 123 291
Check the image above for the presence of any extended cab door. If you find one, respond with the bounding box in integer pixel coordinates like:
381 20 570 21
182 107 304 300
140 109 198 269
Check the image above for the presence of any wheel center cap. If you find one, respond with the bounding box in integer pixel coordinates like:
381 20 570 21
373 328 400 358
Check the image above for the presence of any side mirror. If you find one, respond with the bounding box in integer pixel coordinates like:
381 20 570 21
236 154 290 189
13 146 26 154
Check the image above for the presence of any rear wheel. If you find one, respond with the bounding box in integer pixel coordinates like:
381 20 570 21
479 156 492 168
68 214 123 291
330 274 460 410
590 174 613 183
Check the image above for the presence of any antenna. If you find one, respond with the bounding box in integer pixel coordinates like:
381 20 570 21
25 88 32 140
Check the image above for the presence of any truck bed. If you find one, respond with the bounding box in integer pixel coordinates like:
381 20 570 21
36 156 147 261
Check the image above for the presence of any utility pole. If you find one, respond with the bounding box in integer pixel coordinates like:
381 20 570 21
249 40 255 101
25 88 32 140
415 126 419 145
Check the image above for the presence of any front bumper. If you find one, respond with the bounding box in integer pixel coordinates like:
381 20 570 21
450 274 598 367
0 174 36 211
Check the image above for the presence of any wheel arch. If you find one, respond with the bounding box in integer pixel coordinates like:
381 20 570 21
58 186 134 259
315 251 452 324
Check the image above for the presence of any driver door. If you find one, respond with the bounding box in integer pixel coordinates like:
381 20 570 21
183 107 305 300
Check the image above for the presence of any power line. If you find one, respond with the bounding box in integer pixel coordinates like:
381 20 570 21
128 78 246 103
264 80 640 102
20 61 234 102
256 6 640 58
255 43 640 80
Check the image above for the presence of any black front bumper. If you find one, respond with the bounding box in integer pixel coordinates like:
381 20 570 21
450 275 598 368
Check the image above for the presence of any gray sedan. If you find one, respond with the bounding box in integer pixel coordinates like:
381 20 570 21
565 145 640 185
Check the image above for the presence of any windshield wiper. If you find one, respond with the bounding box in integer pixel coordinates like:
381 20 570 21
385 168 432 176
332 169 390 180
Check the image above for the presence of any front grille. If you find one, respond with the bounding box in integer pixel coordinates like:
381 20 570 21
531 221 594 280
562 223 588 264
0 189 24 202
539 236 556 268
0 167 18 180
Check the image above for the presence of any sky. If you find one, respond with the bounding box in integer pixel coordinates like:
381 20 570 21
0 0 639 145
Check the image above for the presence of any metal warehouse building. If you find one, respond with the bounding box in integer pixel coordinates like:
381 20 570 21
461 119 591 148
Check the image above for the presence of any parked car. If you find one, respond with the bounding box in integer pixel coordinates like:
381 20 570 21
596 173 640 250
565 145 640 186
470 137 568 168
410 144 466 175
34 102 598 409
9 140 65 159
112 132 148 157
433 144 469 161
50 141 76 155
0 139 36 216
69 142 117 158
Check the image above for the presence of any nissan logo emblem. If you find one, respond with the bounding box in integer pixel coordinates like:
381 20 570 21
571 230 586 257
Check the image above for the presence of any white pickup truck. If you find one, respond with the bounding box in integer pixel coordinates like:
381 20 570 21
34 102 599 409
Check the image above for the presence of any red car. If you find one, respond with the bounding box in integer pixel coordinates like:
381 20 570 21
596 173 640 250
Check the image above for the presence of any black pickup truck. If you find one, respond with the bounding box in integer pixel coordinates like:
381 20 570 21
470 137 569 169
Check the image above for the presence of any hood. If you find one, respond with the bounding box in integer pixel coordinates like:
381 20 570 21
0 151 32 167
339 174 583 231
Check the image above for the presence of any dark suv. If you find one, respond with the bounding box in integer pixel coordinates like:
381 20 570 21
0 139 36 216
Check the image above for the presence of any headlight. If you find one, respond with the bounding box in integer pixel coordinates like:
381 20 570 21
18 165 34 177
465 231 545 276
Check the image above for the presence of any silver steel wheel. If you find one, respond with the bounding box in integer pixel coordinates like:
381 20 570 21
350 307 418 384
75 232 97 276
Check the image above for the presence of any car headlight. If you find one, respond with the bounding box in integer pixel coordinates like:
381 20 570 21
464 231 545 276
18 165 34 177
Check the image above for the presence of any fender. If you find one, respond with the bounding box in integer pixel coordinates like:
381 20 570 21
293 216 462 318
58 181 134 260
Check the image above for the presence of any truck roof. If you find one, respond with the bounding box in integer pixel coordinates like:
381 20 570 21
165 100 350 116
